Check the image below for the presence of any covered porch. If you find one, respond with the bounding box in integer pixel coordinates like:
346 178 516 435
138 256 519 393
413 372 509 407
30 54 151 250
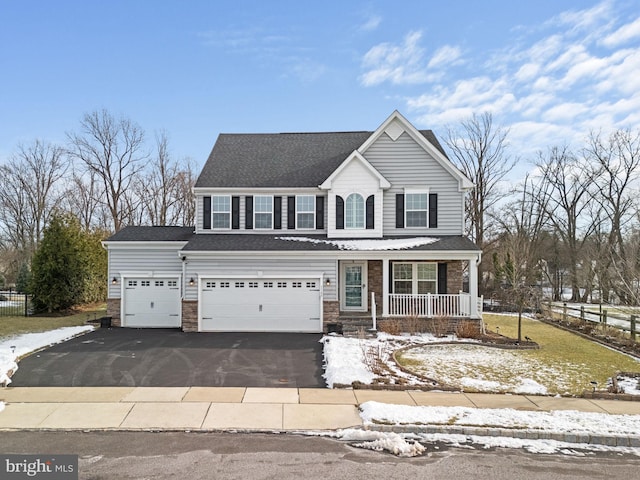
335 254 482 322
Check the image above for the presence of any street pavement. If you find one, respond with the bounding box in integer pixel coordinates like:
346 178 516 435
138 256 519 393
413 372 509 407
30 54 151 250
1 386 640 447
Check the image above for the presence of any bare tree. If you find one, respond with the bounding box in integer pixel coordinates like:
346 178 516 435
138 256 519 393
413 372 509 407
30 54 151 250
585 129 640 303
63 170 110 231
0 140 68 254
136 131 192 225
445 112 515 293
535 146 596 302
493 175 549 341
67 110 148 232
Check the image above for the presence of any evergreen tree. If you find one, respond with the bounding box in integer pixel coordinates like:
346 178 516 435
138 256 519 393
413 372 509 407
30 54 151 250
30 213 87 312
15 263 31 293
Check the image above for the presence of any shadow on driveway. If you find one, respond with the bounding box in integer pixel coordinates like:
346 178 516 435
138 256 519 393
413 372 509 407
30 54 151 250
9 328 325 388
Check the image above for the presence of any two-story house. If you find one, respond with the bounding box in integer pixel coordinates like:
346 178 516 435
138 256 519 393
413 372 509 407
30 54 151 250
103 111 482 332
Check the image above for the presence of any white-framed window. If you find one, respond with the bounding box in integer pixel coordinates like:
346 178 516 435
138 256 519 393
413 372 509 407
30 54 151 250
277 281 287 288
220 282 230 288
345 193 365 229
168 280 177 287
212 195 231 229
405 191 428 227
248 282 258 288
254 195 273 229
264 282 273 288
235 282 245 288
141 280 150 287
127 280 137 287
296 195 315 229
206 281 216 288
155 280 164 287
393 262 437 294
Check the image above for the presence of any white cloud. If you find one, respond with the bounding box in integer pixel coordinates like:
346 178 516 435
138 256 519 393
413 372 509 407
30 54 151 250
427 45 462 68
602 16 640 47
360 30 429 86
360 14 382 32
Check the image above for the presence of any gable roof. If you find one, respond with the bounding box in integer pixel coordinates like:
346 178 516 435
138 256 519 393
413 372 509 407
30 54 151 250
195 129 448 188
319 150 391 190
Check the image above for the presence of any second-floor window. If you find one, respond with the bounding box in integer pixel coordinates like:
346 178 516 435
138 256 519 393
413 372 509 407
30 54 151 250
405 192 428 227
345 193 364 229
296 195 315 229
212 196 231 229
254 195 273 229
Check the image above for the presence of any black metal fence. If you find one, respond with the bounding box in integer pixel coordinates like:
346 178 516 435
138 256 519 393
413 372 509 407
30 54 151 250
0 290 33 317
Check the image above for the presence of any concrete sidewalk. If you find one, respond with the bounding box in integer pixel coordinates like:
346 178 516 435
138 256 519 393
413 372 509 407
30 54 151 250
2 387 640 433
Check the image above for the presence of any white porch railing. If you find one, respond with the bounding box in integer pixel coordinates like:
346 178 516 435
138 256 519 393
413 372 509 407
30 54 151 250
388 293 478 318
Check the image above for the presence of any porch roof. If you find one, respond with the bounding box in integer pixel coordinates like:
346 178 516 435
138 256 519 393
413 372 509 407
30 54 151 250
181 234 480 252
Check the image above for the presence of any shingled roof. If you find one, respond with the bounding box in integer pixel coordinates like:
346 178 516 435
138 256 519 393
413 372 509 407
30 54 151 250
195 130 447 188
105 226 195 242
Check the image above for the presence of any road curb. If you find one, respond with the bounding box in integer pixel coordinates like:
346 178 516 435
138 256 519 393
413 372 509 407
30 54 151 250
366 424 640 447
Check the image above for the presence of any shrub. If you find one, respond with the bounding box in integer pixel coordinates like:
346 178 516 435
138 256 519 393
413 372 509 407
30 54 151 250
378 319 402 335
455 320 482 339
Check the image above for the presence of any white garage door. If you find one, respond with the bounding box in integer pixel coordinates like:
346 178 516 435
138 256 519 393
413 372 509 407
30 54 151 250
123 278 181 328
200 278 321 332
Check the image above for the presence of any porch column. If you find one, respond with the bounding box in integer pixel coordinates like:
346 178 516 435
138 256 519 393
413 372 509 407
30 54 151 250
469 256 480 318
382 258 389 316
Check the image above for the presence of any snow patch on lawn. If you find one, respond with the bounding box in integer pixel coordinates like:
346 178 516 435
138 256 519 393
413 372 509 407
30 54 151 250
0 401 4 413
337 430 425 457
359 401 640 436
0 326 94 385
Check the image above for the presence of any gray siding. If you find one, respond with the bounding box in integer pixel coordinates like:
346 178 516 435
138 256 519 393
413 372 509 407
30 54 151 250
364 132 464 236
107 247 183 298
184 257 336 301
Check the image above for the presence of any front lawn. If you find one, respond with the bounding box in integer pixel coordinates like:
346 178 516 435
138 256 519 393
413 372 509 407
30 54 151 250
396 314 640 396
0 304 106 339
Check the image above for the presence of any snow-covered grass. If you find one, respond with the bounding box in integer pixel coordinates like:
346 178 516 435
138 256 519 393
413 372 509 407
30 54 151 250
360 401 640 435
322 314 640 395
0 326 93 385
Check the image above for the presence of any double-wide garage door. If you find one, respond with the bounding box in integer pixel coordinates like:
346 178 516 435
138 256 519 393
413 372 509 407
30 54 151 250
123 278 181 328
201 278 321 332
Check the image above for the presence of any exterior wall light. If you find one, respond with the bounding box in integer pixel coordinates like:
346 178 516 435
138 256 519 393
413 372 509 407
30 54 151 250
189 277 195 286
325 278 331 286
111 277 118 285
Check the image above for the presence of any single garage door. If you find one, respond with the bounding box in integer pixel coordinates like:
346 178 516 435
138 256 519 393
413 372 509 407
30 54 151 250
200 278 321 332
123 278 181 328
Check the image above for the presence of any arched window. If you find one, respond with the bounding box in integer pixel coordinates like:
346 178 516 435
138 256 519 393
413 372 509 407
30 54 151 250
345 193 364 229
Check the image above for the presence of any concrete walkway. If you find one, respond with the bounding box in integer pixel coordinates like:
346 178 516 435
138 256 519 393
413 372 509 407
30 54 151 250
2 387 640 432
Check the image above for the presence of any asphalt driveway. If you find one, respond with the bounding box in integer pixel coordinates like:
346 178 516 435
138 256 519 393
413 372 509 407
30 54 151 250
9 328 325 387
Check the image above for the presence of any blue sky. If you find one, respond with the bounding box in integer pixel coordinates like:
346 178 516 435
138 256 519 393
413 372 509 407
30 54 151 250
1 0 639 177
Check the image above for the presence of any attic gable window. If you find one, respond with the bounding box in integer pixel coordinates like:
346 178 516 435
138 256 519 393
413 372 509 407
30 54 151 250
212 196 231 229
345 193 365 229
254 195 273 229
296 195 315 229
405 192 428 227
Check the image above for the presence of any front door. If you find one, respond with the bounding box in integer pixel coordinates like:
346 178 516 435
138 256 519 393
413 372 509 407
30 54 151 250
341 261 367 311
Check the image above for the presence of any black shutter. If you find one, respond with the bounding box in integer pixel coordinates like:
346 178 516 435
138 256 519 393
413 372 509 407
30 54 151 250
366 195 375 229
274 196 282 229
287 196 295 229
316 196 324 229
438 263 447 294
203 196 211 230
245 196 253 229
335 196 344 230
231 196 240 229
395 194 404 228
389 261 395 293
429 193 438 228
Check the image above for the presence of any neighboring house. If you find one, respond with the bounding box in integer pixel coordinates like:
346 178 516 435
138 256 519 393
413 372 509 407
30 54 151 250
103 111 482 333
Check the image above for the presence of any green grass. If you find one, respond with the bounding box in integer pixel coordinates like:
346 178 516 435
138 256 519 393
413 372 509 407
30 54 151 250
397 313 640 396
0 304 106 340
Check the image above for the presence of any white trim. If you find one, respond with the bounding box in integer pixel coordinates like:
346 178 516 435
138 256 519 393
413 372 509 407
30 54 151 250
403 188 430 228
358 110 474 191
319 150 391 190
345 192 365 229
253 194 274 230
211 194 232 230
340 260 368 312
103 241 189 249
295 194 316 230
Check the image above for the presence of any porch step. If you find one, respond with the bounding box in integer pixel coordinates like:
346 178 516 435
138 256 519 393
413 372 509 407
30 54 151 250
335 316 377 338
